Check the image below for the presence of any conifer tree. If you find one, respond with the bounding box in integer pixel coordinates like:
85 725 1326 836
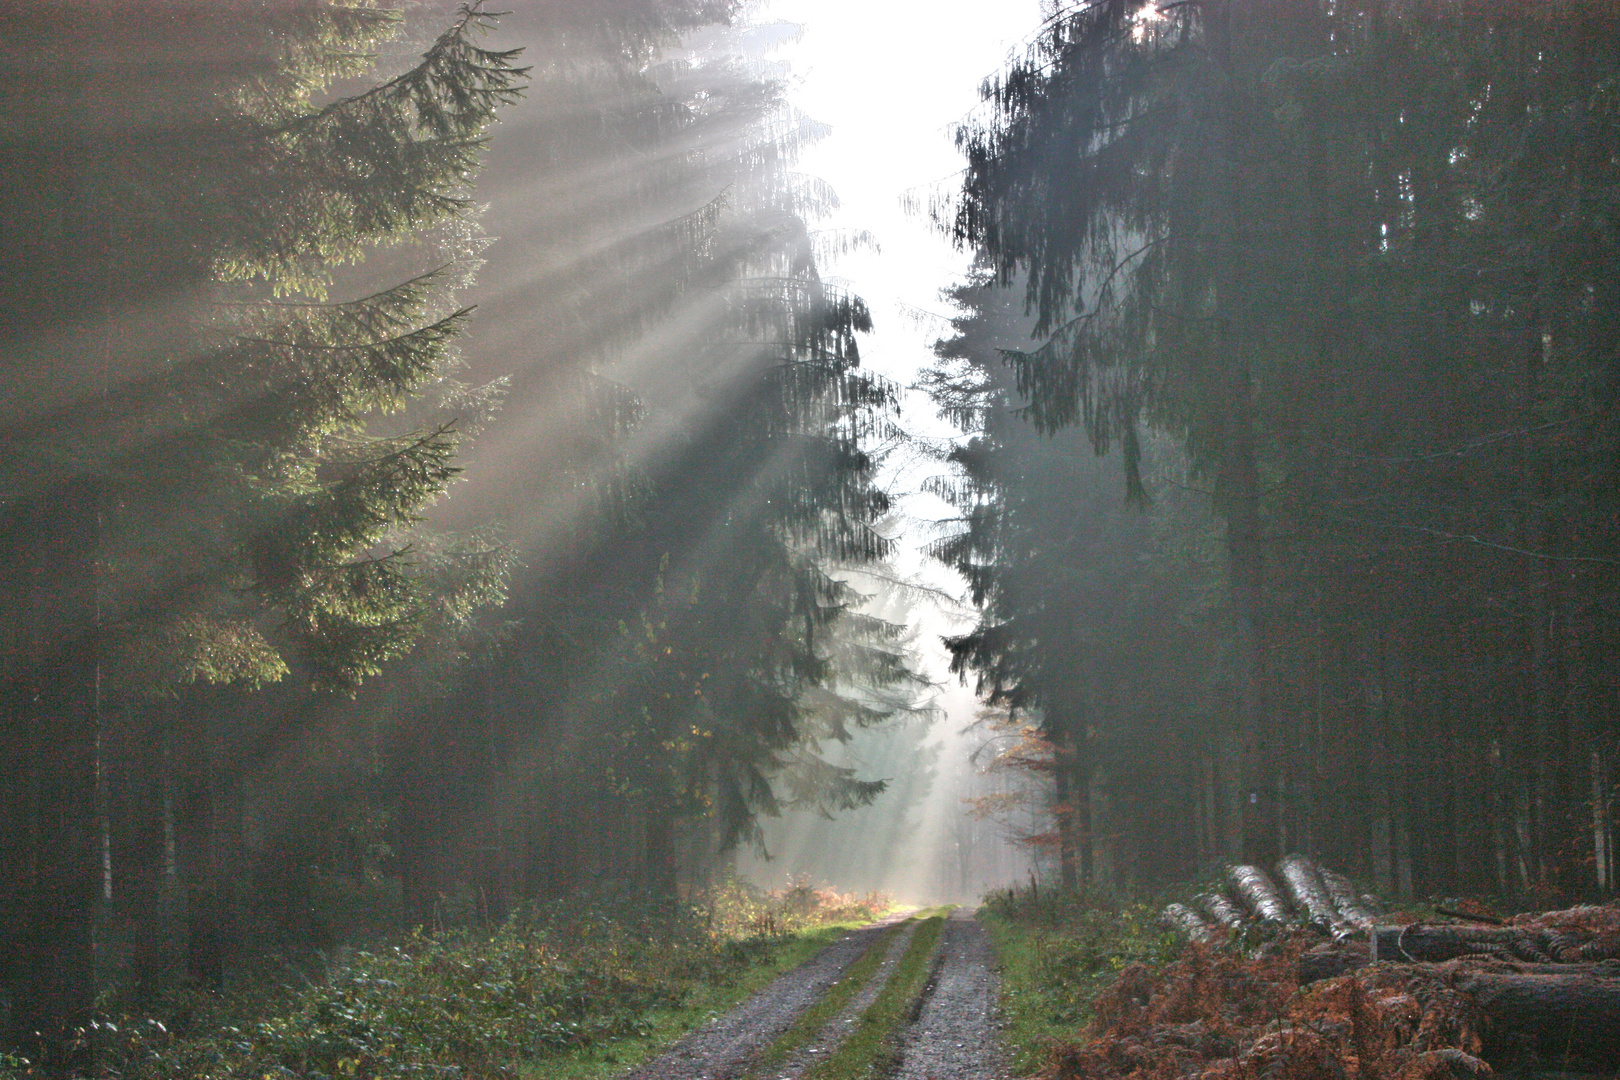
413 8 921 906
948 0 1620 892
0 3 524 1065
924 272 1228 888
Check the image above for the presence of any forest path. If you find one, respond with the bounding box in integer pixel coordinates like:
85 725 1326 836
619 913 910 1080
621 908 1008 1080
763 917 923 1078
892 909 1009 1080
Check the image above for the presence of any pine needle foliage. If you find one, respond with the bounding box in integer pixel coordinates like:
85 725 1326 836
0 2 527 696
471 9 920 883
944 0 1620 882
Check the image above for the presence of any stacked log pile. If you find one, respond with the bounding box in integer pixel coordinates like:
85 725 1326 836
1054 858 1620 1079
1157 856 1380 942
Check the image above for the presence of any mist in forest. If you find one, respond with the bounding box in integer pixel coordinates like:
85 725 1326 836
1 5 1037 1063
3 0 1620 1074
736 599 1038 906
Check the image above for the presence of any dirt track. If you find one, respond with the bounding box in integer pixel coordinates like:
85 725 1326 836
624 908 1008 1080
894 910 1008 1080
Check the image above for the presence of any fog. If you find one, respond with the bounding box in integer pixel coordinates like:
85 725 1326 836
4 1 1618 1070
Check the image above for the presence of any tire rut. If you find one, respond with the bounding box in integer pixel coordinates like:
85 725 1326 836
621 914 908 1080
891 908 1009 1080
755 918 922 1079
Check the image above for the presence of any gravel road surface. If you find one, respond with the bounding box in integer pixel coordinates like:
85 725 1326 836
770 918 920 1077
623 909 1007 1080
893 908 1009 1080
621 915 907 1080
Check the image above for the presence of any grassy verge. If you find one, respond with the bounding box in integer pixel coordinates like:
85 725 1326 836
800 912 948 1080
978 889 1180 1076
742 920 908 1079
982 908 1079 1076
523 920 876 1080
28 881 893 1080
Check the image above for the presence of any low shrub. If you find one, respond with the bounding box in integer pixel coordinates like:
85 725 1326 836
983 884 1182 1027
69 892 863 1080
701 874 890 939
981 883 1186 1073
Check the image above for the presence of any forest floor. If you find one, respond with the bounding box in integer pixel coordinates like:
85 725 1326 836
981 884 1620 1080
621 907 1009 1080
7 883 909 1080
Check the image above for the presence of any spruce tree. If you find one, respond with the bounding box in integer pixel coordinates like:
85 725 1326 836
948 0 1620 892
0 4 524 1066
426 10 920 905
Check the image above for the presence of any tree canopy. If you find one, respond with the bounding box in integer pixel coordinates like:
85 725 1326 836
940 0 1620 889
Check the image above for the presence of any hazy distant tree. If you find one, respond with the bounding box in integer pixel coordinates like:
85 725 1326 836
923 272 1228 888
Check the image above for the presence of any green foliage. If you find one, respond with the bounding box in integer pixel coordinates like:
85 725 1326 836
0 3 526 699
482 11 923 879
942 0 1620 892
92 899 820 1080
0 3 530 1065
981 886 1182 1074
219 7 528 293
924 272 1226 886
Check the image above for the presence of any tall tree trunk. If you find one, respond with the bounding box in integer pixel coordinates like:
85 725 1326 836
1221 722 1244 861
1051 714 1080 890
1388 641 1414 901
1490 734 1511 896
1199 756 1219 865
1366 621 1394 895
396 715 448 930
1594 748 1613 896
14 480 105 1075
175 699 243 992
1089 766 1112 890
644 808 678 900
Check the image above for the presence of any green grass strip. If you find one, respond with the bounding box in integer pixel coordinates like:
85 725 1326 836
801 914 947 1080
744 920 910 1078
520 921 875 1080
979 908 1075 1077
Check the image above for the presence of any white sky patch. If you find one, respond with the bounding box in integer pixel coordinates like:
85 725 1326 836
735 2 1050 898
759 0 1044 567
761 0 1042 386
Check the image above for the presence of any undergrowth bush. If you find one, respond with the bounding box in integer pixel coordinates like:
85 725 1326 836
702 874 890 938
54 892 856 1080
0 884 889 1079
983 884 1182 1028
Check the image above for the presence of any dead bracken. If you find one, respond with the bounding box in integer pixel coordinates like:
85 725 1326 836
1048 863 1620 1079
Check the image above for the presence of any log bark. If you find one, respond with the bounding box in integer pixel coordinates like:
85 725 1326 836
1451 959 1620 978
1198 891 1246 928
1320 867 1379 926
1300 952 1620 987
1370 924 1549 963
1276 854 1354 936
1227 863 1289 922
1297 942 1371 983
1162 902 1213 942
1458 970 1620 1069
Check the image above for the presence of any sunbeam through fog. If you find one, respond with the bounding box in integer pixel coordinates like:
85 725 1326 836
6 1 1620 1073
